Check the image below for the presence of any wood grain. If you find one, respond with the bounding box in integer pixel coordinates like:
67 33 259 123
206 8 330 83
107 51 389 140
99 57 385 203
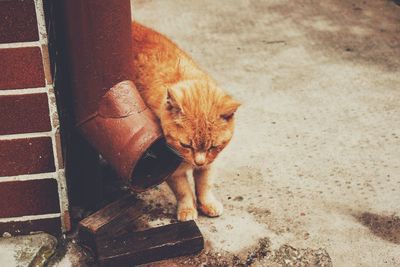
97 220 204 267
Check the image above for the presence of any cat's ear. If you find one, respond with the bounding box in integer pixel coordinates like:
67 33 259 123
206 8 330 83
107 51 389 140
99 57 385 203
166 87 183 114
220 96 240 121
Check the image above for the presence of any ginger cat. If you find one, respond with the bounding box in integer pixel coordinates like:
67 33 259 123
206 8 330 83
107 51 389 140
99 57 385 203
131 22 240 221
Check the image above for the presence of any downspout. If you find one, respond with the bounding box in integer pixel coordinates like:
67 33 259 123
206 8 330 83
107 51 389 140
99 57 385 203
60 0 181 191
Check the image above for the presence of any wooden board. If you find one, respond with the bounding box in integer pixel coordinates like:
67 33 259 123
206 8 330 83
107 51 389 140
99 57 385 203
79 194 142 234
78 194 144 252
78 195 204 266
97 220 204 267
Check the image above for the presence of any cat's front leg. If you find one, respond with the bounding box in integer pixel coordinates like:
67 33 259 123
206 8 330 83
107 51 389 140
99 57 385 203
194 165 223 217
167 165 198 221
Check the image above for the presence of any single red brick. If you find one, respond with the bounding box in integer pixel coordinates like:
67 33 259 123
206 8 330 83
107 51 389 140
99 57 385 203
0 217 61 236
0 47 45 90
0 178 60 218
0 137 55 177
0 94 51 135
0 0 39 44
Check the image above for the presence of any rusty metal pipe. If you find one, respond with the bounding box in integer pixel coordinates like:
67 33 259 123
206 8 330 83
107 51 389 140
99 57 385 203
61 0 181 191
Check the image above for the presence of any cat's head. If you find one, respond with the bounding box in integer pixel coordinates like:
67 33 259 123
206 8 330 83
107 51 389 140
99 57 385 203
159 80 240 168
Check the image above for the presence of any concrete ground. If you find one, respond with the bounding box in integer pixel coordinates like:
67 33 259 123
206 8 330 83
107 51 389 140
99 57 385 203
130 0 400 266
0 233 57 267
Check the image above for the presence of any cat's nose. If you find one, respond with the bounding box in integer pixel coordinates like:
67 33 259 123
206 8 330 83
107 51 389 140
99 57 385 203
194 152 206 166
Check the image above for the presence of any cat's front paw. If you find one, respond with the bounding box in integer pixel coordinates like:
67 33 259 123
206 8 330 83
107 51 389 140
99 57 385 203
177 207 198 221
198 199 224 217
177 200 198 221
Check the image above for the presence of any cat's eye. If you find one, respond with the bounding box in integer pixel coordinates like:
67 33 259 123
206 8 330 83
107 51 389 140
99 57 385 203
221 113 234 121
180 141 192 149
208 145 218 152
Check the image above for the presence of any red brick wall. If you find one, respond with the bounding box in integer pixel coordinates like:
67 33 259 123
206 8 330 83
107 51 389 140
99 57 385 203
0 0 69 237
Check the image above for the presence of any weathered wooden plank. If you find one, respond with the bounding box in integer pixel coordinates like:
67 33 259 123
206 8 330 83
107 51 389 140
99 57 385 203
78 194 144 252
79 194 142 234
97 220 204 267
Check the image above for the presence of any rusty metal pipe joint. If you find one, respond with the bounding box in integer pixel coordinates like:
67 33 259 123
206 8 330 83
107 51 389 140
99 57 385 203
62 0 181 191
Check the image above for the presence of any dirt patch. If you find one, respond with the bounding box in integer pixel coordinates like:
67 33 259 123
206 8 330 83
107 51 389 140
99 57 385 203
232 238 270 266
356 212 400 244
259 245 332 267
141 238 271 267
141 238 332 267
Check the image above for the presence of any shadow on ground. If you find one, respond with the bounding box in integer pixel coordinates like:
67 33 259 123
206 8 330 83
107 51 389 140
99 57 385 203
265 0 400 71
